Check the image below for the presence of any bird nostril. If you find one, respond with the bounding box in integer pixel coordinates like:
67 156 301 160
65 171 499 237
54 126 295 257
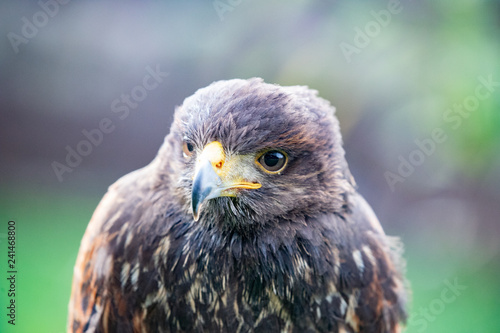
215 161 223 169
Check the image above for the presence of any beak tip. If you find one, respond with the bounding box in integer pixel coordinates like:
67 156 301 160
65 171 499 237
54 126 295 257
192 201 200 221
192 207 200 221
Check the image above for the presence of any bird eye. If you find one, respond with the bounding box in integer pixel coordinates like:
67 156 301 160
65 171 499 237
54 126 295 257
182 142 194 158
257 150 287 173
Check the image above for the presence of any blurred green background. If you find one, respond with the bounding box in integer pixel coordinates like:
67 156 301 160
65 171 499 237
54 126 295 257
1 1 500 332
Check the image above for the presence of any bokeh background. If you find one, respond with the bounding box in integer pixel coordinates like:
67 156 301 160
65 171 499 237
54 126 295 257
1 1 499 332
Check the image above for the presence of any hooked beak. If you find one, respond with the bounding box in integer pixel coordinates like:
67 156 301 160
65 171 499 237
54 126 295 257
191 141 261 221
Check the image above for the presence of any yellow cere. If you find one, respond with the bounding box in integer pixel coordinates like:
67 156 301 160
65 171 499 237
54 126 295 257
199 141 262 192
199 141 226 170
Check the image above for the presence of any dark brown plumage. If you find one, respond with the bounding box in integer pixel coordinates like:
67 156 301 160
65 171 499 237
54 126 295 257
68 78 408 332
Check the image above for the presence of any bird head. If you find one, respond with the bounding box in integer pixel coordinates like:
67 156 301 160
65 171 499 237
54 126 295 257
161 78 354 231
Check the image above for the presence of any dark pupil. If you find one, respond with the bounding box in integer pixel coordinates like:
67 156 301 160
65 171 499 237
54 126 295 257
264 151 283 167
186 143 194 152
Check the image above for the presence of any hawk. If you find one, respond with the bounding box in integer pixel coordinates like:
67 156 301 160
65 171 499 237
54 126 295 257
68 78 408 332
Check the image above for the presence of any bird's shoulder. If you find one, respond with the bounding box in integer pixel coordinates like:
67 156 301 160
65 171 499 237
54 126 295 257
68 161 182 332
292 191 408 332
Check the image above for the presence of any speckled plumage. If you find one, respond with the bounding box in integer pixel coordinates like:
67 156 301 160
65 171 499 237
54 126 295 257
68 78 408 333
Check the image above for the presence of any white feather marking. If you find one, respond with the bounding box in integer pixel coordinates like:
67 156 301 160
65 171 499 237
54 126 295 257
362 245 376 266
340 298 348 316
352 249 364 275
131 263 140 290
125 231 133 247
121 262 130 287
94 247 112 278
